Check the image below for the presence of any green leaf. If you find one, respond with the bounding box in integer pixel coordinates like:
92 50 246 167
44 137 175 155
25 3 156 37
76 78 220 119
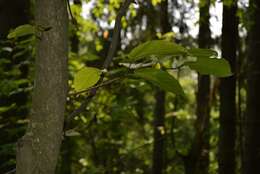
188 48 218 58
128 40 187 61
185 57 232 77
133 68 185 96
74 67 102 92
7 24 35 39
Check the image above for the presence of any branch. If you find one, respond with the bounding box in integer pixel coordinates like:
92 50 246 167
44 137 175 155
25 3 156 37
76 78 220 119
4 169 16 174
66 94 92 124
69 77 121 96
166 64 185 70
66 0 77 26
118 132 172 161
103 0 133 69
119 62 155 69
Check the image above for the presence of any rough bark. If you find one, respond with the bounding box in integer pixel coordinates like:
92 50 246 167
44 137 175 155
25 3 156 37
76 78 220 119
244 0 260 174
152 1 171 174
16 0 68 174
218 1 238 174
184 1 211 174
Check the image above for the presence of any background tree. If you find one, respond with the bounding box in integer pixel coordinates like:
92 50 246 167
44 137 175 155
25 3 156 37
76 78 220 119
152 1 172 174
183 0 211 174
219 1 238 174
244 0 260 174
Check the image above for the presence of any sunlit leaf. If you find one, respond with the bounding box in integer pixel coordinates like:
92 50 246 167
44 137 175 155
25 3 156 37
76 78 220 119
133 68 185 96
74 67 102 92
128 40 187 61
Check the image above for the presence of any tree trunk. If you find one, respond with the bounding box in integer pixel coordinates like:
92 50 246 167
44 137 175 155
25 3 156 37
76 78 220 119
218 1 238 174
184 0 211 173
152 1 171 174
195 0 211 173
16 0 68 174
244 0 260 174
152 90 166 174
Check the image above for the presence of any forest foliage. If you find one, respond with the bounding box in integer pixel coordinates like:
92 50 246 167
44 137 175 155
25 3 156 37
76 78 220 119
0 0 258 174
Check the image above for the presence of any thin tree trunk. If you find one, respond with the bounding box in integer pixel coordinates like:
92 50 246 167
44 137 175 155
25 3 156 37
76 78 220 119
244 0 260 174
218 1 238 174
16 0 68 174
184 0 211 173
195 0 211 173
152 1 171 174
152 90 166 174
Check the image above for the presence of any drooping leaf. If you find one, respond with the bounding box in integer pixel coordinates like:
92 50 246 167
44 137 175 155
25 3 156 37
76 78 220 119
74 67 102 92
185 57 232 77
188 48 218 58
133 68 185 96
7 24 35 39
128 40 187 61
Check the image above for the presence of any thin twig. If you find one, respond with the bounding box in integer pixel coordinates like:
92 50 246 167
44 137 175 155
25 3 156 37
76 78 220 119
65 113 96 133
166 64 185 70
66 0 78 26
69 77 121 96
118 132 175 161
119 62 155 69
4 168 16 174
